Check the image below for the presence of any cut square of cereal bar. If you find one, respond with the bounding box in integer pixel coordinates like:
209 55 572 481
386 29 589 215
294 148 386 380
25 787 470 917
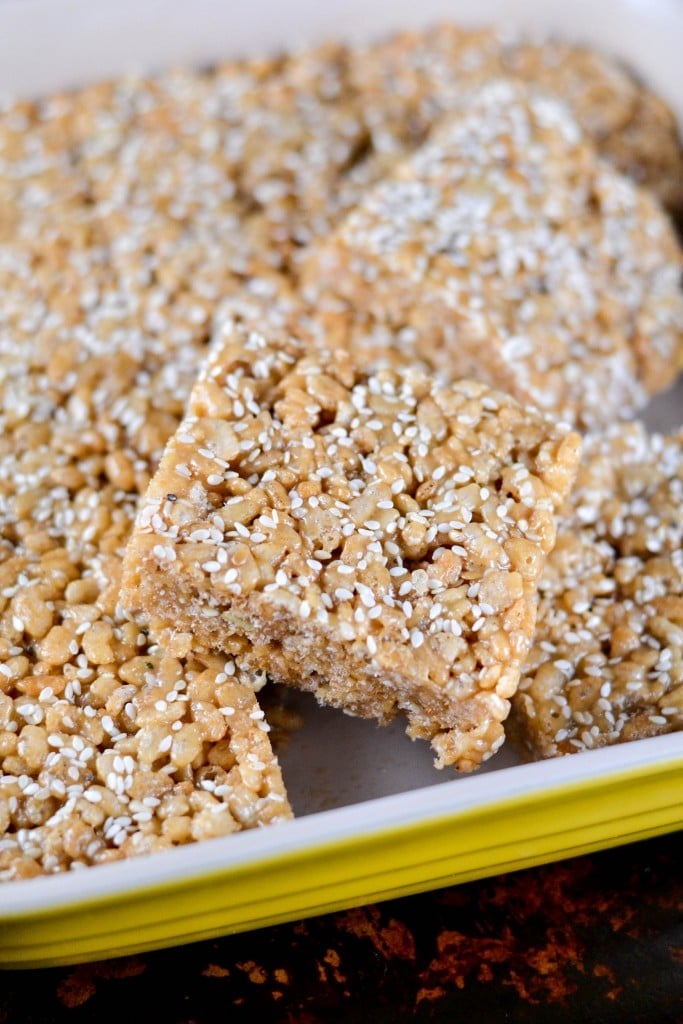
348 24 683 217
121 300 581 771
303 78 683 431
509 423 682 760
0 532 294 882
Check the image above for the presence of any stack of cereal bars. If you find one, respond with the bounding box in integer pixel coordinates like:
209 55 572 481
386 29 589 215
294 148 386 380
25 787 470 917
121 77 683 771
1 22 682 880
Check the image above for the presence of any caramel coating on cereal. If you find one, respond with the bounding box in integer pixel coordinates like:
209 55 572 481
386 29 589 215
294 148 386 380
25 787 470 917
1 20 682 879
0 84 309 882
304 79 683 430
121 299 581 771
349 24 683 215
509 424 683 759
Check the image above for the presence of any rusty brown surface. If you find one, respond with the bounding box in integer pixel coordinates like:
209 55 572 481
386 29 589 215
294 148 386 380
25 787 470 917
1 833 681 1023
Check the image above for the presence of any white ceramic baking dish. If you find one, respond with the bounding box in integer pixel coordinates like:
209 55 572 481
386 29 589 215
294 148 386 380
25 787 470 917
0 0 681 970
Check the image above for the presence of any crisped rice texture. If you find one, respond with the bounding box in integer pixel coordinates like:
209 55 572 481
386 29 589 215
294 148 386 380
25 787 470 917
1 21 681 878
509 423 683 759
350 24 683 216
121 298 581 771
304 79 683 430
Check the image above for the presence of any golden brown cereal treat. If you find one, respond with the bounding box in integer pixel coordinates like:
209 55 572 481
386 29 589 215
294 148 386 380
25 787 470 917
0 537 292 880
502 39 683 217
0 21 681 880
0 392 293 882
121 301 582 771
509 424 683 760
0 102 302 880
0 365 293 881
0 634 291 881
349 23 683 216
215 276 438 381
304 79 683 430
30 26 678 287
50 44 366 280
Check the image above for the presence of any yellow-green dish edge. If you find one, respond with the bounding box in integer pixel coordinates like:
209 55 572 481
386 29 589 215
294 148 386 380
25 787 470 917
2 739 681 969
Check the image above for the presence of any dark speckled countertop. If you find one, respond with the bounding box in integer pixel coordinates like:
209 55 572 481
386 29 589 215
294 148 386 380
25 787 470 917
1 832 681 1023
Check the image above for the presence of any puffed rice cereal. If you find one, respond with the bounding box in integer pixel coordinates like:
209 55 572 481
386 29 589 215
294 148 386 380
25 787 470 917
509 423 683 758
304 79 683 429
121 296 581 771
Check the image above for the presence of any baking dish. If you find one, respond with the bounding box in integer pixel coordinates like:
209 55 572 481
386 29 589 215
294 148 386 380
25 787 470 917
0 0 681 970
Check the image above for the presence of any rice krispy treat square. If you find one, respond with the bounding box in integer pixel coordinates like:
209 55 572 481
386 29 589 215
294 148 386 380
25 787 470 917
509 423 682 760
121 300 581 771
74 43 366 279
303 78 683 430
0 544 294 881
348 23 683 217
499 37 683 218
